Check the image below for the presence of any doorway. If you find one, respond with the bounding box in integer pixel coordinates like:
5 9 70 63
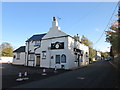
36 55 40 66
78 54 80 67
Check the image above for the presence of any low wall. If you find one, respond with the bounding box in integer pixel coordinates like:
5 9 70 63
0 57 13 63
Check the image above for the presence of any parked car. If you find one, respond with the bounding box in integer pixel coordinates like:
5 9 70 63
105 57 111 61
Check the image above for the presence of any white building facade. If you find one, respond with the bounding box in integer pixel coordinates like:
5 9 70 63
12 46 26 65
13 17 89 70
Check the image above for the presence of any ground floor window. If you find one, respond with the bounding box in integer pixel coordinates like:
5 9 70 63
16 53 20 60
56 55 60 64
86 52 88 57
29 54 34 60
81 56 83 62
61 54 66 63
42 51 46 59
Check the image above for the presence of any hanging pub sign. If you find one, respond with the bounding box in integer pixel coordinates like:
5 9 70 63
74 48 81 53
51 42 64 49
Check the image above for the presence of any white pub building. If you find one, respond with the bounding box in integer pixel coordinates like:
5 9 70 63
13 17 89 70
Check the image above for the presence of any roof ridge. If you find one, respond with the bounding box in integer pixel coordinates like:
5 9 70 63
33 33 47 35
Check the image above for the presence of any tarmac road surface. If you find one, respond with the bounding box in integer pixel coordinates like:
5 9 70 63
13 60 118 88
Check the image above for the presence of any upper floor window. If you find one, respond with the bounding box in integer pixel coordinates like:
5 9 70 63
42 51 46 59
29 54 34 60
35 41 41 46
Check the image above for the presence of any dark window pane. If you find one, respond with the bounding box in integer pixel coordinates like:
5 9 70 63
56 55 60 64
61 54 66 63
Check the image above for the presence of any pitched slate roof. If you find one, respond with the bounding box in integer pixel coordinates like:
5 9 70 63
13 46 25 52
26 33 46 42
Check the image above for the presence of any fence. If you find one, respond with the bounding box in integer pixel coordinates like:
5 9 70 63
0 57 13 63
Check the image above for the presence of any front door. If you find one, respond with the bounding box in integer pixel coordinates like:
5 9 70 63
36 56 40 66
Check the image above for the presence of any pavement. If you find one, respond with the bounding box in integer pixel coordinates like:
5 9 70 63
10 60 118 88
109 58 120 88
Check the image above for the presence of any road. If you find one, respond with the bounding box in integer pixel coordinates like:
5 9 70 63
12 60 118 88
1 63 67 89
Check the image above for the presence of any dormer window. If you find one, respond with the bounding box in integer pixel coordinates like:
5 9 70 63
35 41 41 46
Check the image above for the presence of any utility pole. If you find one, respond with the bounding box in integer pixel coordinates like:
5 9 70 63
117 2 120 55
118 1 120 61
118 1 120 36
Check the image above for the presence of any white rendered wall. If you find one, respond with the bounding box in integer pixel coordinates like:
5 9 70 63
68 36 89 67
36 37 70 69
25 41 38 66
26 41 36 53
67 36 79 68
28 61 34 66
12 52 25 65
35 17 71 69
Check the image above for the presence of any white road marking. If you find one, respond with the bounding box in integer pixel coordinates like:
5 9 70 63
77 77 85 80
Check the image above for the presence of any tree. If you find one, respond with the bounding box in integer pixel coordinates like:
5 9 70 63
106 19 119 56
80 35 96 59
74 35 96 59
0 42 13 57
81 35 93 47
73 35 78 41
100 51 109 57
89 47 96 59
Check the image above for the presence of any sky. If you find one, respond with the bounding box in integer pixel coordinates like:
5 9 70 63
2 2 118 52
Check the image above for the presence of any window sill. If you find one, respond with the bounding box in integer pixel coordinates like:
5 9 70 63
34 45 41 47
42 58 46 59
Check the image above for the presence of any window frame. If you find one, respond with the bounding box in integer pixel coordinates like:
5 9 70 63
61 54 66 63
29 54 34 60
34 41 41 46
86 52 88 57
16 52 20 60
56 55 60 64
42 51 46 59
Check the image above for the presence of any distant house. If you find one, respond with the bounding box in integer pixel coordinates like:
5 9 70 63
12 46 25 65
13 17 89 69
96 51 102 60
93 51 101 61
